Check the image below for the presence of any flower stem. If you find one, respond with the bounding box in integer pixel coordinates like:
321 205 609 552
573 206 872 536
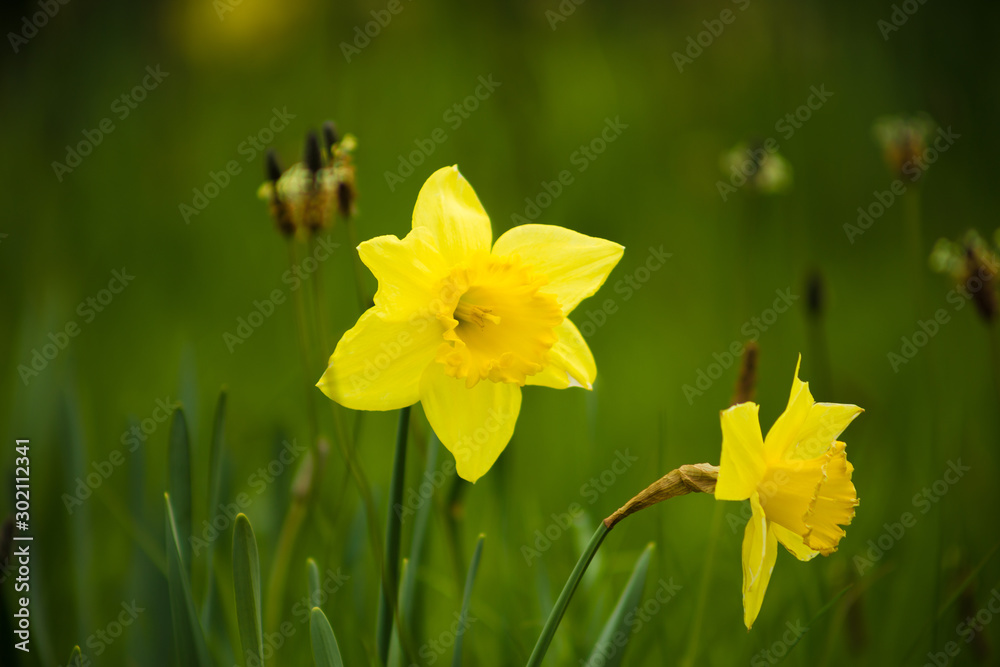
288 242 320 449
376 406 410 665
525 522 610 667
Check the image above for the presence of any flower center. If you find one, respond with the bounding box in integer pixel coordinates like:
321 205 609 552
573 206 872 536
434 253 563 388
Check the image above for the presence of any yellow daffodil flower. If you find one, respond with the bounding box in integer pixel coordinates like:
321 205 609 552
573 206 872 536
317 166 623 483
715 358 862 629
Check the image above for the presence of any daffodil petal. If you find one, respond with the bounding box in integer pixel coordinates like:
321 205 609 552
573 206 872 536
317 309 441 411
742 493 778 630
411 166 492 265
771 523 819 561
358 227 451 322
715 403 766 501
491 224 624 314
525 319 596 389
419 363 521 483
763 355 815 460
784 403 863 461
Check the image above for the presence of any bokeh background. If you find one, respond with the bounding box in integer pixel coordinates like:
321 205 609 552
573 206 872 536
2 0 1000 665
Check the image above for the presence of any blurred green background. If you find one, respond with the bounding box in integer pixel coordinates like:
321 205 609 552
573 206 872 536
3 0 1000 665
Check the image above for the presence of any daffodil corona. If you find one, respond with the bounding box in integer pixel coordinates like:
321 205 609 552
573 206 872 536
318 166 623 482
715 358 862 629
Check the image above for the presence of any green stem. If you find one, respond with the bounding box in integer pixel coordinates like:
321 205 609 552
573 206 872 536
377 406 410 665
289 242 320 449
680 502 724 667
525 522 610 667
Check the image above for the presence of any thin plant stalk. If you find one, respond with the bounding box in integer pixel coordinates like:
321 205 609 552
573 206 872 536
525 522 610 667
377 406 411 665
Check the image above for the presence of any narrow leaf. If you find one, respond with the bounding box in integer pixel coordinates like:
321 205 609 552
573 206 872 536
376 406 410 664
307 558 322 609
233 514 264 667
67 645 83 667
203 390 228 622
168 408 193 573
584 543 654 667
452 534 485 667
165 493 212 667
310 607 345 667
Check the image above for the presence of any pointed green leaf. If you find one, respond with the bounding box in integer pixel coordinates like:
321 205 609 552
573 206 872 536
67 645 83 667
165 493 212 667
168 408 193 573
233 514 264 667
452 534 485 667
310 607 345 667
203 390 228 623
584 543 654 667
307 558 322 609
376 406 410 665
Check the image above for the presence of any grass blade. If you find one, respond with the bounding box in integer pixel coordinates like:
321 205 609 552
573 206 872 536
67 645 82 666
526 522 611 667
165 493 212 667
307 558 323 609
376 405 410 664
584 543 654 667
452 534 485 667
203 390 228 623
168 408 193 573
233 514 264 667
310 607 345 667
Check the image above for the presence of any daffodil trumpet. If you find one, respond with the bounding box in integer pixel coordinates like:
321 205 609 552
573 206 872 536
317 165 624 483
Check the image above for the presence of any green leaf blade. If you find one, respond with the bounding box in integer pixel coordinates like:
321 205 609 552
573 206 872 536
233 513 264 667
310 607 345 667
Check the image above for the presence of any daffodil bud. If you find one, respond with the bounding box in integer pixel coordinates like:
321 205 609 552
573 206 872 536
603 463 719 530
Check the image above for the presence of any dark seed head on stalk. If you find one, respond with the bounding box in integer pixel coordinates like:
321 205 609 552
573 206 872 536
806 270 825 320
730 342 759 406
304 130 323 175
265 148 283 183
964 243 998 323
